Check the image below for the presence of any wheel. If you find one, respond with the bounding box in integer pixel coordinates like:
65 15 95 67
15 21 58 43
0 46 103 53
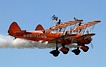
81 46 89 52
60 47 69 54
72 49 81 55
50 50 60 57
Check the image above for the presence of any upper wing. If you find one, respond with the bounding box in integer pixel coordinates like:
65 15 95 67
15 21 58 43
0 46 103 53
72 20 101 32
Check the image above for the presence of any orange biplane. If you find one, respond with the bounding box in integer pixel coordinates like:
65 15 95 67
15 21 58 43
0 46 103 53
8 17 100 57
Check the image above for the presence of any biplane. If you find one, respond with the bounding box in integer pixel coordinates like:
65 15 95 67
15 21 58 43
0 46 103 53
8 16 100 57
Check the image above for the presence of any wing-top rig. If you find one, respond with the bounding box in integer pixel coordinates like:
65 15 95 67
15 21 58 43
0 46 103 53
44 19 83 33
8 16 101 57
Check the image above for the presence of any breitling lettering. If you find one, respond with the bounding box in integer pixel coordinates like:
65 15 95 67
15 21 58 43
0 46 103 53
23 34 47 38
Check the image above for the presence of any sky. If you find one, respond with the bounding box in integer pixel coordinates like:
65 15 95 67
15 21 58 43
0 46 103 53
0 0 106 67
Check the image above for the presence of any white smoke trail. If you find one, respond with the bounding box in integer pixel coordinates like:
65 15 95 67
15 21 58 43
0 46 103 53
0 35 77 49
0 35 56 48
0 35 13 48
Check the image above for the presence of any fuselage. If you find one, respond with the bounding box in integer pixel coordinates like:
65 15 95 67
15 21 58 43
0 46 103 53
12 30 94 46
13 31 63 42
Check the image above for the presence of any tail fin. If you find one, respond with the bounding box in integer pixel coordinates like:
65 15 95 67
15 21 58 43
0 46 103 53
8 22 21 36
35 24 44 31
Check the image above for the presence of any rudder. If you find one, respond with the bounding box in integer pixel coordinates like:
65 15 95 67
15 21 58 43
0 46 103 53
35 24 44 31
8 22 21 36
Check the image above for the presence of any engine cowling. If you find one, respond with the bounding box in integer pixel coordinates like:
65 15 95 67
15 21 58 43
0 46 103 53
77 37 92 46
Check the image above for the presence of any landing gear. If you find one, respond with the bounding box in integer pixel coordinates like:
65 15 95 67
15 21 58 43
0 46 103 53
60 47 69 54
60 43 70 54
72 48 81 55
50 50 60 57
72 46 89 55
50 43 60 57
50 41 70 57
81 46 89 52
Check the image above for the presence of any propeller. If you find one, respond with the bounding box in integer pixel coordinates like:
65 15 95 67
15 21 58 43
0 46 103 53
90 42 94 49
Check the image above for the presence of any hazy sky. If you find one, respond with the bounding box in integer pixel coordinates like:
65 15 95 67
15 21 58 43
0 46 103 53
0 0 106 67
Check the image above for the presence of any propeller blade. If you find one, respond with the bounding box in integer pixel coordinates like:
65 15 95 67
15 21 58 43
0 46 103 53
90 42 94 49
